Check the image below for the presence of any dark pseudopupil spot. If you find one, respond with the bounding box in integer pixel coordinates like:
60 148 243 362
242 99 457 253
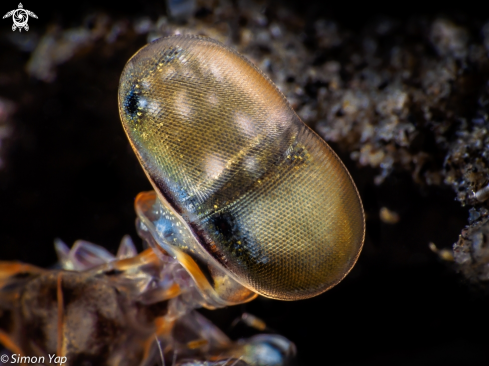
124 85 139 118
212 213 235 238
211 212 253 262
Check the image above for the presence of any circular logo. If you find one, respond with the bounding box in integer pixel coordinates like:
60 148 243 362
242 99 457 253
3 3 38 32
12 8 28 28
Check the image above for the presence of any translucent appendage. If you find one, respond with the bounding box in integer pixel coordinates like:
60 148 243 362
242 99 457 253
1 238 295 366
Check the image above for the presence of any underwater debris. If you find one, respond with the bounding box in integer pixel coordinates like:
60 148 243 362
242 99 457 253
379 207 400 224
26 14 112 82
453 217 489 283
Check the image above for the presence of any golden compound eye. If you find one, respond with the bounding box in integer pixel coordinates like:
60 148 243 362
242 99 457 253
118 35 365 302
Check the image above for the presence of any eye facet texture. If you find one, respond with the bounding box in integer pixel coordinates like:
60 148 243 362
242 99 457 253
118 35 365 300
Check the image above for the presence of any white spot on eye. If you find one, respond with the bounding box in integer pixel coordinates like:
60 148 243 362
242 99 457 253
243 155 261 176
175 90 192 120
207 61 225 82
138 97 148 110
234 111 255 137
204 154 226 180
207 93 219 106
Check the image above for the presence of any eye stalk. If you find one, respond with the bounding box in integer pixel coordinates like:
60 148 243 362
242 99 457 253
135 191 257 308
118 35 365 305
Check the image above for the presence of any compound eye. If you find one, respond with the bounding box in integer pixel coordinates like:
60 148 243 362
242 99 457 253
119 35 365 302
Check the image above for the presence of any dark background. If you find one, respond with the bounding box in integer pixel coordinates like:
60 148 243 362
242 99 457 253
0 1 488 365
